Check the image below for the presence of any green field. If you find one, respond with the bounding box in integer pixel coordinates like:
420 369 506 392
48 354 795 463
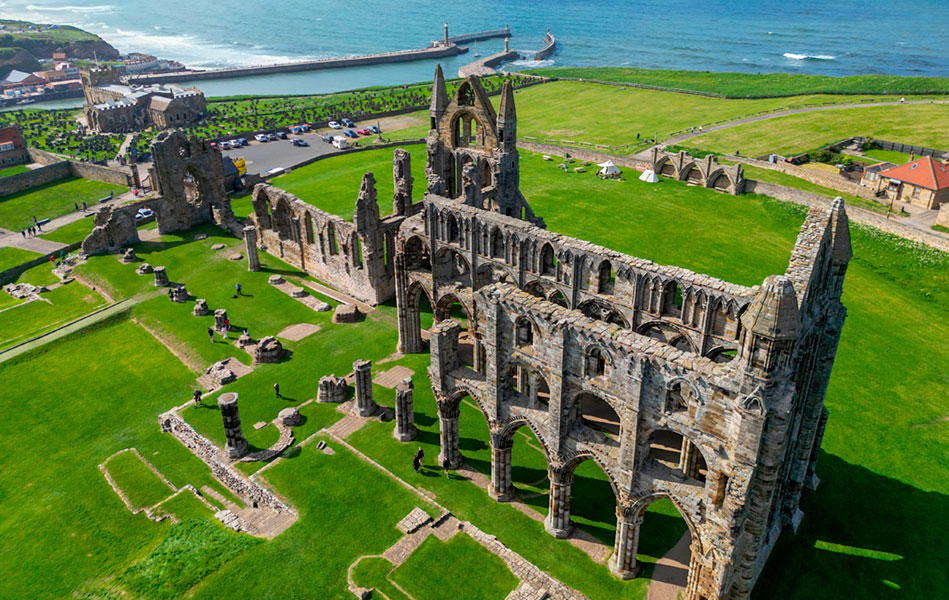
0 164 29 177
690 103 949 157
102 450 175 510
39 214 96 244
527 67 949 97
738 163 894 216
0 279 106 350
0 245 39 272
862 148 914 164
0 177 125 231
392 535 519 599
271 144 427 220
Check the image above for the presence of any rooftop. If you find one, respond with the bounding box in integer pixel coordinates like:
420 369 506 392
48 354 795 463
878 155 949 191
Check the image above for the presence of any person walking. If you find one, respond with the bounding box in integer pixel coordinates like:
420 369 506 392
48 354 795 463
82 201 87 211
32 215 37 224
442 456 451 478
193 389 202 407
412 455 421 473
74 202 79 211
20 229 25 238
274 382 281 398
223 318 230 338
235 282 242 296
414 447 424 470
207 327 214 343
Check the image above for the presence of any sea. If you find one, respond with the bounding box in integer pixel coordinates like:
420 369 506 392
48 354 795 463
3 0 948 102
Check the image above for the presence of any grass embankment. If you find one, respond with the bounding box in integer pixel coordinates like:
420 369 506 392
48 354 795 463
690 103 949 157
0 279 106 350
0 176 125 231
526 67 949 98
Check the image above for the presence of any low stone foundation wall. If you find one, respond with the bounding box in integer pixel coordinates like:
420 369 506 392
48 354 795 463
158 410 292 512
0 160 71 197
516 140 650 170
0 241 82 286
0 148 136 197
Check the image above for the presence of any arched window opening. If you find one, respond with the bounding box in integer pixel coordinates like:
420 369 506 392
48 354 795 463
491 228 504 258
304 217 314 244
577 393 621 438
540 244 556 277
645 430 707 484
597 260 615 295
353 235 363 269
664 283 683 318
686 167 702 185
665 381 690 413
549 290 568 308
515 317 534 347
446 214 460 243
584 347 607 378
404 236 431 271
327 223 338 255
481 161 492 188
636 498 692 585
433 248 470 285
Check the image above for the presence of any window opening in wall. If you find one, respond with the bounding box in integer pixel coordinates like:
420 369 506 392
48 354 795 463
674 284 683 308
585 347 606 377
515 318 534 347
541 244 556 277
353 236 363 269
666 382 688 413
577 393 620 438
598 261 614 295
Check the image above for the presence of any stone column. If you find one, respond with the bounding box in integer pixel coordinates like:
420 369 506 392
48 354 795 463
545 466 574 538
488 435 514 501
436 398 462 469
243 225 261 272
217 392 248 459
153 265 169 287
472 336 484 373
393 377 418 442
608 506 643 579
517 365 530 397
353 359 377 417
395 254 424 354
214 308 228 332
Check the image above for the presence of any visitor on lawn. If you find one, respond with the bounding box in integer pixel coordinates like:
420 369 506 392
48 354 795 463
274 382 281 398
207 327 214 343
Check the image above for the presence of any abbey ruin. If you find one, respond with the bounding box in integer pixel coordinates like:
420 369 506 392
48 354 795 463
81 66 851 600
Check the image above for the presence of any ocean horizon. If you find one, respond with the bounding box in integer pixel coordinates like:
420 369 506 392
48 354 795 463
3 0 948 98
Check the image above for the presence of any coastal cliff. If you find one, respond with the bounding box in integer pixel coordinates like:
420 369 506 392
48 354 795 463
0 20 119 60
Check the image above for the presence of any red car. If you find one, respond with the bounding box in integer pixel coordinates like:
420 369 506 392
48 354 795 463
357 129 371 136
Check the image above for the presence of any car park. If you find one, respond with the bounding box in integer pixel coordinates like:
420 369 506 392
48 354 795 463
357 129 371 135
328 121 341 129
332 136 349 149
237 138 248 146
229 139 242 147
254 134 268 142
266 133 278 141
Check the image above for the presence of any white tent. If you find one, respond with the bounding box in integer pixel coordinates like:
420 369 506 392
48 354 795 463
597 160 621 176
639 170 659 183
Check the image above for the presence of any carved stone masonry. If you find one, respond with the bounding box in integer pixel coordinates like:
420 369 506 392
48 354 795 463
352 359 377 417
393 377 418 442
217 392 248 459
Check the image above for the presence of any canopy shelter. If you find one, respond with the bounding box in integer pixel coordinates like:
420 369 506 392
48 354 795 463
597 160 621 176
639 170 659 183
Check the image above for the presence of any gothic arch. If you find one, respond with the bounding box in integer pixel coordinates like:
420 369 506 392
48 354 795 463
637 321 698 353
434 292 474 327
577 298 628 328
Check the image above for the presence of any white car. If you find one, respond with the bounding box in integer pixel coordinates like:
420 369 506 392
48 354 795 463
229 139 243 147
218 140 231 150
135 208 154 220
328 121 341 129
254 134 268 142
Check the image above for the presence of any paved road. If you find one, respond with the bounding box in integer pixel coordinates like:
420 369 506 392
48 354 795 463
634 98 949 160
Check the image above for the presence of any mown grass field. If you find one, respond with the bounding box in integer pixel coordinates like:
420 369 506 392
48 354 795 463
526 67 949 97
1 141 946 600
0 164 29 177
0 177 125 231
690 103 949 157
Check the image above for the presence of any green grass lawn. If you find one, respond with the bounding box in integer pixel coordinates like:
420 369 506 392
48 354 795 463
40 214 97 244
690 103 949 157
739 164 894 216
271 144 427 220
102 450 175 511
862 148 914 164
392 534 518 599
526 67 949 97
0 177 125 231
0 279 106 350
0 164 29 177
0 315 241 599
0 245 38 272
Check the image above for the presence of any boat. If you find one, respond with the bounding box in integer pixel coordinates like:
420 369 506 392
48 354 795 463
473 41 480 58
16 98 35 105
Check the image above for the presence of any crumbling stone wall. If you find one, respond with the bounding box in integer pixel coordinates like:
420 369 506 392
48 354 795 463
81 200 152 255
649 148 745 195
249 172 401 305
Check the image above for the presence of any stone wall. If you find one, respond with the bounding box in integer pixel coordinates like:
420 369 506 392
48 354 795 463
158 410 292 513
731 155 880 202
938 204 949 228
745 180 949 253
0 160 71 197
0 147 135 198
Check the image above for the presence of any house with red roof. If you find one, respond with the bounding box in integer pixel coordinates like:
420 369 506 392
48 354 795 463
0 126 29 167
863 155 949 210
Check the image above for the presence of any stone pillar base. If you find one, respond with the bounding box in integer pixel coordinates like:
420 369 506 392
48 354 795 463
225 440 248 459
544 517 573 539
438 451 463 470
393 425 418 443
488 484 515 502
608 555 640 580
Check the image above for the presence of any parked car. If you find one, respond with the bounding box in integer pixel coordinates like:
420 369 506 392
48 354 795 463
135 208 154 221
332 136 349 149
277 131 288 139
344 129 358 138
328 121 341 129
229 139 242 147
266 133 278 141
291 138 309 147
254 134 268 142
368 125 380 134
300 124 311 132
237 138 248 146
357 129 371 136
321 134 334 143
341 118 355 127
218 141 231 150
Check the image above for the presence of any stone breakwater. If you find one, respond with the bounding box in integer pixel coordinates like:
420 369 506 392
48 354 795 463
129 44 463 85
158 410 292 513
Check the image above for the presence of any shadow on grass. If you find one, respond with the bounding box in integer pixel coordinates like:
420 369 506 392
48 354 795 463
752 452 949 599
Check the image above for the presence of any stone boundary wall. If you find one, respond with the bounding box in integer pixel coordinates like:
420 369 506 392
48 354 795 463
745 180 949 252
158 410 293 513
0 148 135 197
0 241 81 286
0 160 71 197
729 155 880 201
516 140 650 170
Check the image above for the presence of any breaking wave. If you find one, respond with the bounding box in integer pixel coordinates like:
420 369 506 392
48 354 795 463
25 3 113 12
783 53 837 60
